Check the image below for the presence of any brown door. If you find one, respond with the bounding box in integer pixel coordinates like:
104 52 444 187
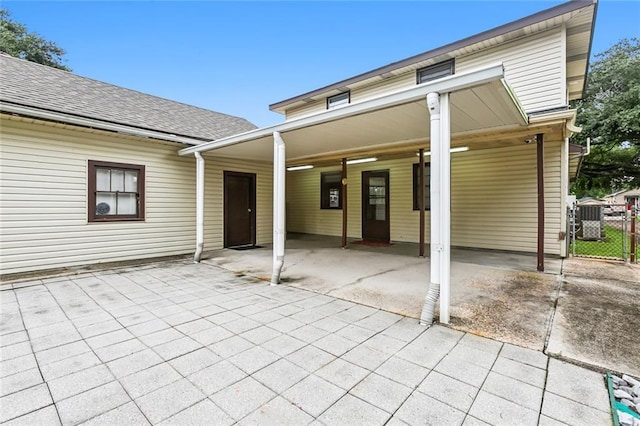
362 170 390 242
224 171 256 248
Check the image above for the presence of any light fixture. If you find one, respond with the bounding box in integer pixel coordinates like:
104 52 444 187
416 146 469 156
346 157 377 165
286 165 314 171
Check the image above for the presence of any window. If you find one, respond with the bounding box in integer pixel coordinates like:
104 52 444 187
417 59 454 84
88 160 145 222
326 91 350 109
412 163 431 210
321 171 343 209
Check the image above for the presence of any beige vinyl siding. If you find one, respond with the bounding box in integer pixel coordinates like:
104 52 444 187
456 28 565 112
0 117 272 275
286 142 563 255
284 28 564 120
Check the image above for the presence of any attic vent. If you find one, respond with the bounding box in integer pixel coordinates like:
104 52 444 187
417 59 455 84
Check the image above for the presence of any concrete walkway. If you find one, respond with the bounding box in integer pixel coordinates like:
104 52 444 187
1 261 611 425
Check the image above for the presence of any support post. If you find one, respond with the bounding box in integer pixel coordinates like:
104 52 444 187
439 92 451 325
537 133 545 272
194 152 205 263
630 198 637 263
419 148 425 257
342 158 348 248
420 92 442 326
271 132 286 284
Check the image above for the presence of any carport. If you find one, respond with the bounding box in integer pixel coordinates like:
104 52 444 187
179 63 555 325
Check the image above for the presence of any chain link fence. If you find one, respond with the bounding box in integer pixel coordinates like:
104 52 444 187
569 202 638 263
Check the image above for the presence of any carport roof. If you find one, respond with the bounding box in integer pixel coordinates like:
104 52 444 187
178 63 528 163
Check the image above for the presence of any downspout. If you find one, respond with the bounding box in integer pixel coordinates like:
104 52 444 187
536 133 545 272
271 132 286 284
420 92 441 326
439 92 451 325
194 152 205 263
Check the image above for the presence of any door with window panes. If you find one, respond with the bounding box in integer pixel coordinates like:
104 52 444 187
362 170 390 242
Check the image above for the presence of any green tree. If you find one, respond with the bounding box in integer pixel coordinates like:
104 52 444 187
571 38 640 198
0 9 70 71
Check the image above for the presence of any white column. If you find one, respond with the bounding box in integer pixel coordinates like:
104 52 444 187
271 131 286 284
429 93 442 299
439 92 451 324
420 92 442 326
194 152 205 263
420 91 451 326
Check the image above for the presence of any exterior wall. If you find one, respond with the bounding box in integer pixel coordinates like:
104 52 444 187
456 28 565 113
284 28 564 120
287 141 563 255
0 117 272 276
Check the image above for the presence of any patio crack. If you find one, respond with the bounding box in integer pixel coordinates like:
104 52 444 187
327 267 400 293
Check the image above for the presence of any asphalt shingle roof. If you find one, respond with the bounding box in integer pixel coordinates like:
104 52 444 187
0 54 256 141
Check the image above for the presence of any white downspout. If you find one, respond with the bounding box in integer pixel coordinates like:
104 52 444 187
271 131 286 284
420 92 441 326
439 92 451 325
194 152 205 263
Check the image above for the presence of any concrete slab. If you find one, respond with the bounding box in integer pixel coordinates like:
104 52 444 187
548 257 640 377
203 234 561 350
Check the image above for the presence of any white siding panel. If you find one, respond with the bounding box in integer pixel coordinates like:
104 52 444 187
286 142 563 255
457 28 565 112
283 28 565 119
0 118 272 275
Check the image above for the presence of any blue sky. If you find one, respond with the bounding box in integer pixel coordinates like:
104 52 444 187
4 1 639 127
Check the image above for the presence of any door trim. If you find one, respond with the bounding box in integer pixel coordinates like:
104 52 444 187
361 169 390 243
223 171 257 248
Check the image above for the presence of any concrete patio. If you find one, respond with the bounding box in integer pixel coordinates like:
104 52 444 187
0 260 612 425
204 234 563 350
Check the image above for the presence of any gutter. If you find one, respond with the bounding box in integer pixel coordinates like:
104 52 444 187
1 102 207 146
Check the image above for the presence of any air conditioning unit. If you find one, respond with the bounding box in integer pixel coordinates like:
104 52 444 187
582 220 601 240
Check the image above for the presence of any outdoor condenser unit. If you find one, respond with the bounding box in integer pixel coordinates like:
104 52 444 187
582 220 601 240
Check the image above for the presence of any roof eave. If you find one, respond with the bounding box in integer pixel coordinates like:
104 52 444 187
1 102 208 146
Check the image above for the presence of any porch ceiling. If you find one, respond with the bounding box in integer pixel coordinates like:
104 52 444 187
179 64 529 163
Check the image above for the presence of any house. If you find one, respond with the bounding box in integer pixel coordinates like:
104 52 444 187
1 0 597 323
0 53 265 278
177 0 597 321
604 189 640 206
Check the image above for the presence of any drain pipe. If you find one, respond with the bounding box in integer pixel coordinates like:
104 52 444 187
194 152 205 263
420 92 441 326
271 131 286 284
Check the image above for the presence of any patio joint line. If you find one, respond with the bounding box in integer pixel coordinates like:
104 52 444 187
8 285 62 425
543 273 564 354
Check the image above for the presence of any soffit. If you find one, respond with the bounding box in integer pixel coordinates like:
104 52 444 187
202 80 528 164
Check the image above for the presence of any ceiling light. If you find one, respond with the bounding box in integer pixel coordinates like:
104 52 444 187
346 157 378 165
417 146 469 156
286 165 314 171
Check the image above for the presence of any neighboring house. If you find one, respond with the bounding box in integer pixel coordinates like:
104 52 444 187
0 54 265 277
605 189 640 206
1 0 597 282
